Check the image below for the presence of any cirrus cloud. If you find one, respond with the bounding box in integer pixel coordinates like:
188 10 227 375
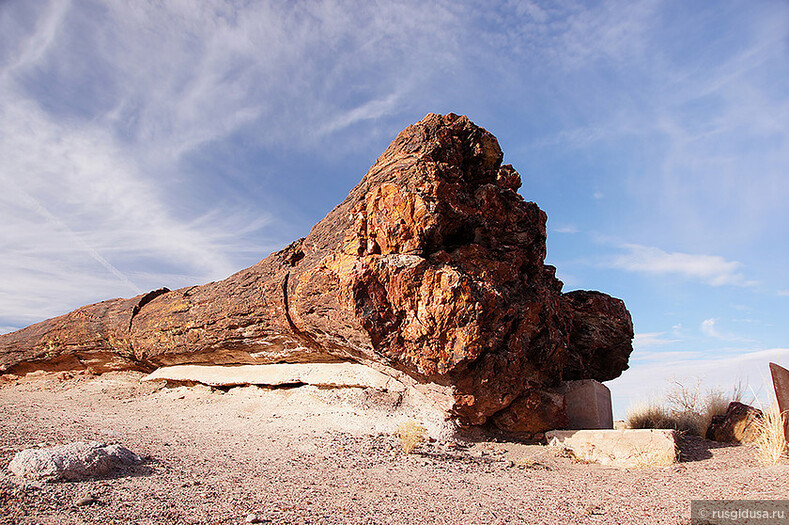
610 243 752 287
633 332 679 348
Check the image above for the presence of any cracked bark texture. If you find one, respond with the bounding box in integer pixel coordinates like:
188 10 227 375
0 113 633 430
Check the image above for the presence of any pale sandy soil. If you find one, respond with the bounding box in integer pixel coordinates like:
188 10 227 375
1 371 787 525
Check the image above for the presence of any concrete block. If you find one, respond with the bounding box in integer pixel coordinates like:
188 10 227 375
560 379 613 430
546 429 677 468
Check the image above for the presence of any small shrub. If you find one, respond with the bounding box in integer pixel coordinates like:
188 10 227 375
626 401 673 430
397 420 426 454
549 444 581 462
704 390 731 423
626 379 742 436
730 379 747 404
753 404 788 465
516 451 552 470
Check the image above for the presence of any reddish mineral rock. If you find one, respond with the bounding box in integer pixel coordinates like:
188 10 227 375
706 402 763 443
0 113 633 431
770 362 789 441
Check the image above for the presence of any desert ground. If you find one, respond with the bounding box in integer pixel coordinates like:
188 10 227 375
1 371 787 525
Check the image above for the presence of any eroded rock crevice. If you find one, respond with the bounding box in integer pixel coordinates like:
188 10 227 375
128 287 171 331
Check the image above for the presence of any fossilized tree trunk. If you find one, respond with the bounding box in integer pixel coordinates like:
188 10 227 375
0 113 633 430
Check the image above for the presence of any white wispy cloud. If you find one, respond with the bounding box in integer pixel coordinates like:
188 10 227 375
552 225 579 234
473 0 660 71
630 350 703 363
700 318 754 343
1 0 470 172
318 90 408 137
633 332 678 348
0 93 272 325
555 0 660 68
610 243 751 286
700 318 721 339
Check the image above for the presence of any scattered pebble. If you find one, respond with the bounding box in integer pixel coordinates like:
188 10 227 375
74 495 96 507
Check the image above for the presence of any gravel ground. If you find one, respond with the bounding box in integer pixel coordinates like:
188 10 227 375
1 371 787 525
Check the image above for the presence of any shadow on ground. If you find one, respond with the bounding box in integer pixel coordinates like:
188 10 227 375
676 434 739 462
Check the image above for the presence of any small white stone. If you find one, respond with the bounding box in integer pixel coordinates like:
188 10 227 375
74 495 96 506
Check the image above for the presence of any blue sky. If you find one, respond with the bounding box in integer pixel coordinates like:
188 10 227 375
1 0 787 417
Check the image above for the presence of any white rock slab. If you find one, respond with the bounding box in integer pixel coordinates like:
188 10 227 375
142 363 406 392
546 429 677 468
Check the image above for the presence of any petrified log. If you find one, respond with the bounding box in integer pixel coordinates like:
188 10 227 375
769 362 789 441
705 401 763 443
0 113 634 428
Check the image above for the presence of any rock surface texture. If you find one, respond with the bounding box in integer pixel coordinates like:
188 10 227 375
706 401 763 444
9 441 141 481
770 362 789 441
0 113 633 431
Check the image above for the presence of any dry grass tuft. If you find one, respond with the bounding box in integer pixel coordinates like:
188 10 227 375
626 402 673 430
704 390 731 427
515 456 540 469
397 420 426 454
626 380 740 436
753 404 788 465
516 454 551 470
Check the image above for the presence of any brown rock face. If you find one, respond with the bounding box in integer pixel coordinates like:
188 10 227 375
0 113 634 429
562 290 634 382
492 389 569 436
770 362 789 442
706 402 763 443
